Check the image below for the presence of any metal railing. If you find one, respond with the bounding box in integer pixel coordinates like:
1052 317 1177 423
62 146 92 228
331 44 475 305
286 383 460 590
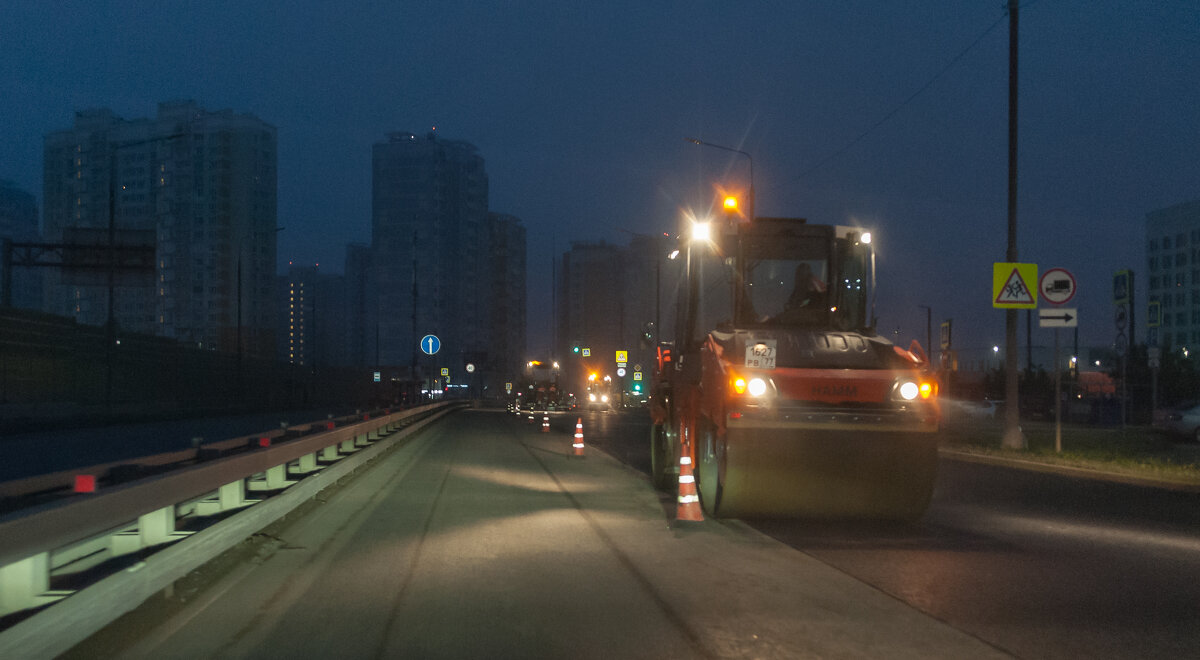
0 401 459 657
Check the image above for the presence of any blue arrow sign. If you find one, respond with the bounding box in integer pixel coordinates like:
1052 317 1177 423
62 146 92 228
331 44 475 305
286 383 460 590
420 334 441 355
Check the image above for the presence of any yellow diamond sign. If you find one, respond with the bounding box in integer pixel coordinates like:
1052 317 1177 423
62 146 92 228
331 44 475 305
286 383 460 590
993 262 1038 309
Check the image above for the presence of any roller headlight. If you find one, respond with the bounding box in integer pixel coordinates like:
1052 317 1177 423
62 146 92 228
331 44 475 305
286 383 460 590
731 375 770 397
893 378 937 401
747 378 768 397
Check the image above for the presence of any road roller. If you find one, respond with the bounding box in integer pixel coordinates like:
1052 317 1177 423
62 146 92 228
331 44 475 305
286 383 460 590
649 211 940 520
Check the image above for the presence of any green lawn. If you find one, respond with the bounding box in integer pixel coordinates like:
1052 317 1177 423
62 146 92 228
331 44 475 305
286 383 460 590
940 416 1200 486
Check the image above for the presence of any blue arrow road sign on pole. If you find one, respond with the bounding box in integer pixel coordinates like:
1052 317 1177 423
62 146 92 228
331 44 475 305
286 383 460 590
420 334 441 355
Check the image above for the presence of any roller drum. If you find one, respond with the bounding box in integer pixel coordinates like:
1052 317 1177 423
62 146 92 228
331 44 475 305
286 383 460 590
698 425 938 520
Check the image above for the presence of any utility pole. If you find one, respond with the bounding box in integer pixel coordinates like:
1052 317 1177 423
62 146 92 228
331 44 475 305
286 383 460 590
411 231 419 402
1002 0 1026 449
918 305 932 359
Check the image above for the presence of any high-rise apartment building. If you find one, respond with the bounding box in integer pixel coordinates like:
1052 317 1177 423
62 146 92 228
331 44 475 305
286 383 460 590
343 243 373 368
42 101 277 356
1147 199 1200 349
556 234 680 394
0 180 42 310
557 240 626 387
488 212 527 394
371 131 489 376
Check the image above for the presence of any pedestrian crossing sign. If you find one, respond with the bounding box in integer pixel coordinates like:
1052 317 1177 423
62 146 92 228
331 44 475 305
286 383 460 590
993 262 1038 309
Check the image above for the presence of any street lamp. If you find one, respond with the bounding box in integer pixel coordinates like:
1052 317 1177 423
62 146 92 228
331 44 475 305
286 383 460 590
685 137 755 222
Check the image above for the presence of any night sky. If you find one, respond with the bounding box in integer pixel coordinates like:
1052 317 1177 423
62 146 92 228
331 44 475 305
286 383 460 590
2 1 1197 358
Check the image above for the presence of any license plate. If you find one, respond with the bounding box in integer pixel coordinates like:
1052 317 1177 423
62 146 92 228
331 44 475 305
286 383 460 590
744 340 777 369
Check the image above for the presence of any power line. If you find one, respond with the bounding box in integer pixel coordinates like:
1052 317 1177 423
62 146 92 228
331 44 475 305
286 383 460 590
793 11 1008 182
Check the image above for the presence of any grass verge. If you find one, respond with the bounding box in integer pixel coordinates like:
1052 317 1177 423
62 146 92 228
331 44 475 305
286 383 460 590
940 417 1200 486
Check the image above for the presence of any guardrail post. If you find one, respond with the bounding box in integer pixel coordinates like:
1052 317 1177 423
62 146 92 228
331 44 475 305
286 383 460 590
220 480 247 509
140 506 180 546
294 452 319 473
248 464 297 491
339 436 358 453
195 480 254 516
321 443 339 461
355 432 371 448
0 552 71 616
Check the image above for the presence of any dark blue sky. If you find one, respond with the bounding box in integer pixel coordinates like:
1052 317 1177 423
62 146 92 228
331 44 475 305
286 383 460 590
2 1 1197 357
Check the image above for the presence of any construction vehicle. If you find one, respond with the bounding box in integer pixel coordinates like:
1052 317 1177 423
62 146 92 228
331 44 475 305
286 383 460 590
648 209 940 520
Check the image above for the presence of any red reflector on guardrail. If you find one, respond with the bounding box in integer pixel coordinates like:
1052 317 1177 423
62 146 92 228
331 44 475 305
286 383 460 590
258 437 271 448
74 475 96 493
363 414 370 421
326 421 335 430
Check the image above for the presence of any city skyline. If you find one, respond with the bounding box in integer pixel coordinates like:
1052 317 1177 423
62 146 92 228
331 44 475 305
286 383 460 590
2 2 1198 357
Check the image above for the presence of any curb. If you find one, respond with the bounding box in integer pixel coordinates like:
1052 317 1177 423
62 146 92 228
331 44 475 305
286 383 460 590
938 447 1200 493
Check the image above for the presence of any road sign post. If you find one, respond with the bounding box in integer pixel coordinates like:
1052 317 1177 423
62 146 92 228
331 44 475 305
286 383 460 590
1037 267 1077 453
1054 328 1062 453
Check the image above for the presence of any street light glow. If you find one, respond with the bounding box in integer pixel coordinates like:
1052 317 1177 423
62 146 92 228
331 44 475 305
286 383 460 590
692 221 711 242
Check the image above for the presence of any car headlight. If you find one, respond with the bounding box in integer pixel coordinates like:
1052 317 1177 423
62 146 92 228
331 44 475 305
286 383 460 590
589 393 597 402
601 394 609 403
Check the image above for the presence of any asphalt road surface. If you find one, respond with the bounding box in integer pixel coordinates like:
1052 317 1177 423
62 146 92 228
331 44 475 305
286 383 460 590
70 408 1005 659
597 407 1200 659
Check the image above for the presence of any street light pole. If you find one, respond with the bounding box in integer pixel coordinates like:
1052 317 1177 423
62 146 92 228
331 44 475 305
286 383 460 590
684 137 755 221
918 305 932 359
104 132 185 411
1002 0 1025 449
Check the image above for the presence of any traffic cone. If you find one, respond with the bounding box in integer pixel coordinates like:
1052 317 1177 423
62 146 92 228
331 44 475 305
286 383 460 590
675 449 704 523
572 418 586 457
527 413 535 424
542 414 550 433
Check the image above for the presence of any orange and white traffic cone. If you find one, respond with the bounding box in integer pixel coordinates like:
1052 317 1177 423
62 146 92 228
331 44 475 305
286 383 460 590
542 414 550 433
675 443 704 523
572 418 586 457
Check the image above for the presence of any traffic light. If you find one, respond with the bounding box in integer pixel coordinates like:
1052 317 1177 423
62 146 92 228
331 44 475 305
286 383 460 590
572 345 580 354
632 382 642 393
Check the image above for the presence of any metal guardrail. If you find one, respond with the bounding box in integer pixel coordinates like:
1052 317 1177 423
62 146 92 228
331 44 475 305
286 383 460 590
0 411 379 500
0 401 458 651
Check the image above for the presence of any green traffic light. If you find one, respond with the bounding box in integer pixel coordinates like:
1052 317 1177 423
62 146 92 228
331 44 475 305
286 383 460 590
572 346 580 354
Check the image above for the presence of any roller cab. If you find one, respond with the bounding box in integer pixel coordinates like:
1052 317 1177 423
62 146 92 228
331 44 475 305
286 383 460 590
651 213 940 519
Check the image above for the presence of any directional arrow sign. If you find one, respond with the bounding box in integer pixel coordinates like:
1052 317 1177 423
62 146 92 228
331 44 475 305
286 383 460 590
1038 308 1078 328
420 334 441 355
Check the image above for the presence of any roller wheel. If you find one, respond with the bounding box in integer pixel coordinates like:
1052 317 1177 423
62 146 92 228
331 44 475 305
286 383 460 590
695 419 725 516
650 422 674 490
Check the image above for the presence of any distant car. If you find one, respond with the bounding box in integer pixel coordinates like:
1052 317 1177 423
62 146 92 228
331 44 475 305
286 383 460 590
1155 403 1200 441
586 392 611 410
